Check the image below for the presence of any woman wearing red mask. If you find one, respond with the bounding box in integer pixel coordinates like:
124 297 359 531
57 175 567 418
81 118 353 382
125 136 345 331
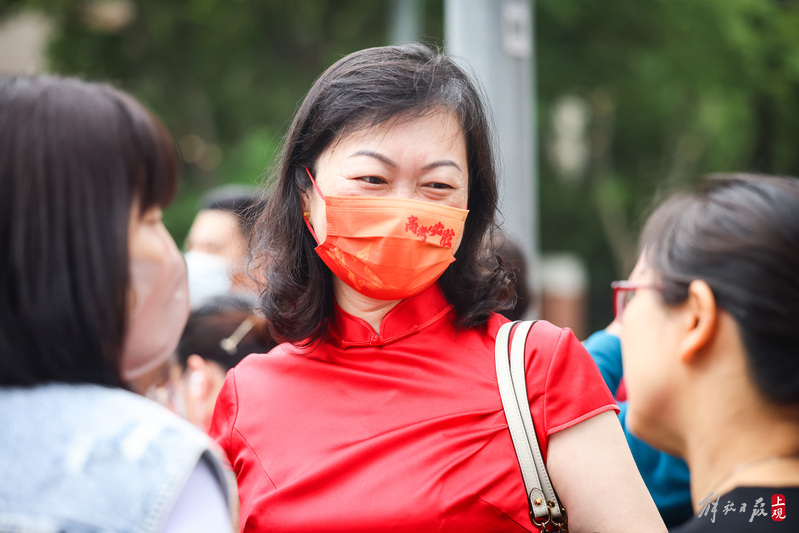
210 44 664 532
0 75 234 532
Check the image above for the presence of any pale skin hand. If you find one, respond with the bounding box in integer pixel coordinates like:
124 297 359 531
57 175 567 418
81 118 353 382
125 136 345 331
546 411 667 533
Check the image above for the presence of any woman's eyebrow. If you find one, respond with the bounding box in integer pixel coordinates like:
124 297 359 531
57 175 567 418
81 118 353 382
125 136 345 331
349 150 396 167
350 150 462 172
422 160 462 172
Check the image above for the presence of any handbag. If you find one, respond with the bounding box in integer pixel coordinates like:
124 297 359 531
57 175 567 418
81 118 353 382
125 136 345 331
495 320 569 533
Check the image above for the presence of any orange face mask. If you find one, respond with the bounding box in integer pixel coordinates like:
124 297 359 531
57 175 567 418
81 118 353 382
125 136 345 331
304 168 469 301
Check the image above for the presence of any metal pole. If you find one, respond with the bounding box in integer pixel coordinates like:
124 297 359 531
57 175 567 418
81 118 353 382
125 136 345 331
445 0 539 316
390 0 423 44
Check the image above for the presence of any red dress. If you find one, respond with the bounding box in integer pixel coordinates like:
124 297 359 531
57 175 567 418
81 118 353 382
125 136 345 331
210 284 617 532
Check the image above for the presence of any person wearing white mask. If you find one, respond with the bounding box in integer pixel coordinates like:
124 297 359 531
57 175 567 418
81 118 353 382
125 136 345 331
0 74 235 532
184 186 264 310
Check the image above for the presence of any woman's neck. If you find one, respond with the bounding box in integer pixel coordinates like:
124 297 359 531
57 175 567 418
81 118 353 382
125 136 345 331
684 398 799 511
332 278 402 333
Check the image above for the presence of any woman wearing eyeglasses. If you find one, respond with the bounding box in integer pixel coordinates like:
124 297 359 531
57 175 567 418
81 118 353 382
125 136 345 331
615 173 799 532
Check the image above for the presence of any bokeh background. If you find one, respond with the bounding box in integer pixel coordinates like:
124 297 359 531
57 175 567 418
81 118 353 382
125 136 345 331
3 0 799 335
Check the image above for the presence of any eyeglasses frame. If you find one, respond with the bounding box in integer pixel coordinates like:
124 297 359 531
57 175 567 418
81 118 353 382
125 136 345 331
610 280 665 319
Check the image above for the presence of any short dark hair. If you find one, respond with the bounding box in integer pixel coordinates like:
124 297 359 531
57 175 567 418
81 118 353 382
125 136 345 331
199 184 265 236
0 74 179 386
640 173 799 406
177 296 276 372
251 43 514 344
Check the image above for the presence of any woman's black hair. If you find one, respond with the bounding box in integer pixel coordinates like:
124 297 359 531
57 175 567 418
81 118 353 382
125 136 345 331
251 43 514 344
640 173 799 405
177 296 277 372
0 74 179 387
199 184 265 237
496 238 531 321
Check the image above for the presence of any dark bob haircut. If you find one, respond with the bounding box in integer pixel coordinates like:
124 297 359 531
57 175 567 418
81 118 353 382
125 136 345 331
640 173 799 406
177 296 277 373
0 75 179 387
251 43 514 344
199 184 265 237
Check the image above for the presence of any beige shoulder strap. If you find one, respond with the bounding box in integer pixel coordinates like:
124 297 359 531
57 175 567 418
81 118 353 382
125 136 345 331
495 320 567 531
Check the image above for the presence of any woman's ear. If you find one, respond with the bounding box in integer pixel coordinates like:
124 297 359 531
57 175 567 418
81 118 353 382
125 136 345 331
300 185 311 214
678 280 718 363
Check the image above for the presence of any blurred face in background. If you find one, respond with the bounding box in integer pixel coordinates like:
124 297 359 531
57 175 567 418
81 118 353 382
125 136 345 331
186 209 247 262
184 208 259 306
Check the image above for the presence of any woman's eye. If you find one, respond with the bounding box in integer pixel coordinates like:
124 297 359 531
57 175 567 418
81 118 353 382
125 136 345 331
358 176 384 185
426 182 453 190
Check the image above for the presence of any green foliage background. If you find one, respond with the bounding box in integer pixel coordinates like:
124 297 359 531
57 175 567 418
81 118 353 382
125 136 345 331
4 0 799 330
536 0 799 327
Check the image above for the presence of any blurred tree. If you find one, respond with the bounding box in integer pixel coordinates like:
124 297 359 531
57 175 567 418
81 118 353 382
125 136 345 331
14 0 443 241
536 0 799 329
5 0 798 330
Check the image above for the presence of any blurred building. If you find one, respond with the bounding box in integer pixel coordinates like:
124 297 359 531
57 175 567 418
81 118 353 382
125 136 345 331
540 253 588 340
0 10 52 74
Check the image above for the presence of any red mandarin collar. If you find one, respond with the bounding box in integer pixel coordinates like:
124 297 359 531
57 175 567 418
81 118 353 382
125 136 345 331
329 283 454 348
